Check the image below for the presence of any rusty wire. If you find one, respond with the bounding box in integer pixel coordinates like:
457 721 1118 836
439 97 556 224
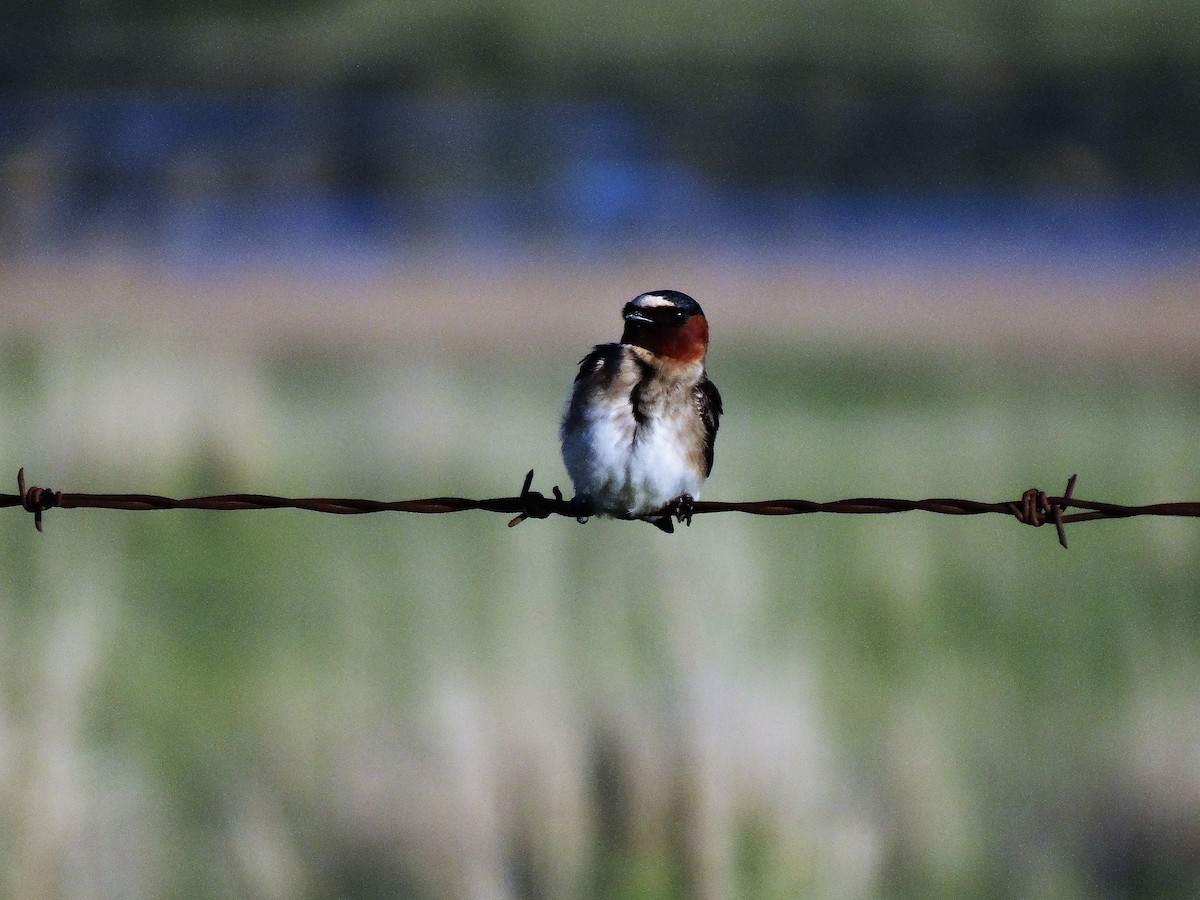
6 468 1200 548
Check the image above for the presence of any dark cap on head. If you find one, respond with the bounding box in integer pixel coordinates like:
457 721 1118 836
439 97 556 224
622 290 704 325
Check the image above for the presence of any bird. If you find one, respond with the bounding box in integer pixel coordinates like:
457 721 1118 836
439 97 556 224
560 290 722 533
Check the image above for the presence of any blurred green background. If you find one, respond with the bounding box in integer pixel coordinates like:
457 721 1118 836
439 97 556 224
2 2 1200 898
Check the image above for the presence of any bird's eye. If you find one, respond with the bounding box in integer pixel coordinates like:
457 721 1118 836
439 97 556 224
668 309 685 324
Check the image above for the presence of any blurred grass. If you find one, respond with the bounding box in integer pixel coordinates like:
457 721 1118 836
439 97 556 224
2 326 1200 898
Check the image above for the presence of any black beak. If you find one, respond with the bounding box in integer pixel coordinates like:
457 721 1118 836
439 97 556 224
623 307 653 325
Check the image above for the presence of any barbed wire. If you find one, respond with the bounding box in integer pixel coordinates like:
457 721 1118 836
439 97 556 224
6 469 1200 549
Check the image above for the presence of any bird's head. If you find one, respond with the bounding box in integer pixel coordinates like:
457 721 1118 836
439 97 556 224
620 290 709 363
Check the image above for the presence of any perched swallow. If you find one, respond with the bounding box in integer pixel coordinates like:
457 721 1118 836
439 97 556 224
561 290 722 533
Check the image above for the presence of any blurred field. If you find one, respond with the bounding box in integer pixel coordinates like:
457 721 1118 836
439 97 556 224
2 260 1200 898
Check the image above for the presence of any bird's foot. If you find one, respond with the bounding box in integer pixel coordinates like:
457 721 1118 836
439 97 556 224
668 494 695 528
566 494 594 524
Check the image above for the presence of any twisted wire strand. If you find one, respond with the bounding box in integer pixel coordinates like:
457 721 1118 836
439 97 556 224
6 468 1200 548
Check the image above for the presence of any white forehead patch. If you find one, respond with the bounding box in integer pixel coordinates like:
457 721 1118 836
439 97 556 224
631 293 676 308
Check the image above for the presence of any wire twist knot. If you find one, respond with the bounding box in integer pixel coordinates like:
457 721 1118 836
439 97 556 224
18 468 59 532
508 470 564 527
1007 474 1077 548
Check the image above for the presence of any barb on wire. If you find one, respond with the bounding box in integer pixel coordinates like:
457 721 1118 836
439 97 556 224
5 468 1200 549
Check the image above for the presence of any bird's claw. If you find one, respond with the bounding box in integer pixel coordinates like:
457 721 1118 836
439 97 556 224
670 494 695 527
567 494 594 525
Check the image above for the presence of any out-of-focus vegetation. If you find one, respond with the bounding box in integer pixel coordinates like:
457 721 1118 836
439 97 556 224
9 0 1200 74
3 0 1199 191
3 1 1197 266
2 317 1200 898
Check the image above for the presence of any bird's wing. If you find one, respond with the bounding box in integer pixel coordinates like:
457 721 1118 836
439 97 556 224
561 344 625 442
572 343 623 385
695 376 723 476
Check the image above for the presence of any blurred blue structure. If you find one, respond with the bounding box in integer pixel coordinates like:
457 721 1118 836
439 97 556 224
1 91 1197 268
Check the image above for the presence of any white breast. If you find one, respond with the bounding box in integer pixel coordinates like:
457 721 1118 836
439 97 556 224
562 366 706 517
